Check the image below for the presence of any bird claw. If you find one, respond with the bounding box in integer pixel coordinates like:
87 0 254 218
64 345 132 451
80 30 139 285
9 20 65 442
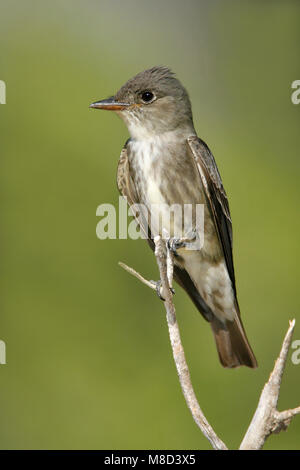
150 280 175 301
167 232 198 256
167 237 187 257
156 280 165 301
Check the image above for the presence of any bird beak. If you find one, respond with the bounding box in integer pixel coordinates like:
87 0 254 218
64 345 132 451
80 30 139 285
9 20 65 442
89 97 129 111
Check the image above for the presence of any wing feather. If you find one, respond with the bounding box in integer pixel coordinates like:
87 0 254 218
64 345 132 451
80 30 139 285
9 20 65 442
117 141 153 245
187 136 236 294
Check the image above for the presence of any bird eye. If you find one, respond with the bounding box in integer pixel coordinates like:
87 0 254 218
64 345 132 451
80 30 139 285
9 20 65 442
141 91 154 103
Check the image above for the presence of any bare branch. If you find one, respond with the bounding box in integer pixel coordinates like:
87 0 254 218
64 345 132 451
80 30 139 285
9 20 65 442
240 319 300 450
120 236 227 450
118 262 157 291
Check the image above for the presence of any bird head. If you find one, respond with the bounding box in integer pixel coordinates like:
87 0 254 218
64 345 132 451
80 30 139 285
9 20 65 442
90 66 194 140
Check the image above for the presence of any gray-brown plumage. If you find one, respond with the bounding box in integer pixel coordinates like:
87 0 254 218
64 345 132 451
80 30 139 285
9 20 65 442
90 66 257 368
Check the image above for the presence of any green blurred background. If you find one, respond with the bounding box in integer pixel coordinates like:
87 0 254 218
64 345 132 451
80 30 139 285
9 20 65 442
0 0 299 450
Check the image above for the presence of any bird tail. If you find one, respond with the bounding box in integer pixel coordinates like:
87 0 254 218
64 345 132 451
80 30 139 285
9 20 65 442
210 309 257 369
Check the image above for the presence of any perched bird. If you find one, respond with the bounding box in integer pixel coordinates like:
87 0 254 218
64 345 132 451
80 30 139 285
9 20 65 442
90 66 257 368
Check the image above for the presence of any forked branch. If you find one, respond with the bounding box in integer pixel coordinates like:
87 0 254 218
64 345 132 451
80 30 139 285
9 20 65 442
240 319 300 449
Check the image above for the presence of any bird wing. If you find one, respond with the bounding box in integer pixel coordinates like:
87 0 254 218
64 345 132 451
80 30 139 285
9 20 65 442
187 136 236 294
117 145 138 211
117 142 153 244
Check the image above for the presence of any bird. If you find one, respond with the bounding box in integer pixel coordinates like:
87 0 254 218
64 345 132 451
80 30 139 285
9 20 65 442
90 66 257 368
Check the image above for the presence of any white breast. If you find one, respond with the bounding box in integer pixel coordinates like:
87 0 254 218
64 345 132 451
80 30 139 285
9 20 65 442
129 136 185 239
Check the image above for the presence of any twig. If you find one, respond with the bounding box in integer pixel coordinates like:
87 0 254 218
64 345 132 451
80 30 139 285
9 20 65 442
118 262 157 291
239 319 300 449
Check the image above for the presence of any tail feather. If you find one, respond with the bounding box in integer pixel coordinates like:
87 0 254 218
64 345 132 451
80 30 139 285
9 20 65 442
211 313 257 369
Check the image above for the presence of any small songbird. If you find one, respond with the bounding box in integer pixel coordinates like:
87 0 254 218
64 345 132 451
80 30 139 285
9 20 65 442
90 66 257 368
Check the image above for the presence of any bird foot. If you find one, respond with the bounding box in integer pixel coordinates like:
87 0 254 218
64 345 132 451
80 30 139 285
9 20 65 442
150 280 175 301
167 232 197 257
167 237 186 257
